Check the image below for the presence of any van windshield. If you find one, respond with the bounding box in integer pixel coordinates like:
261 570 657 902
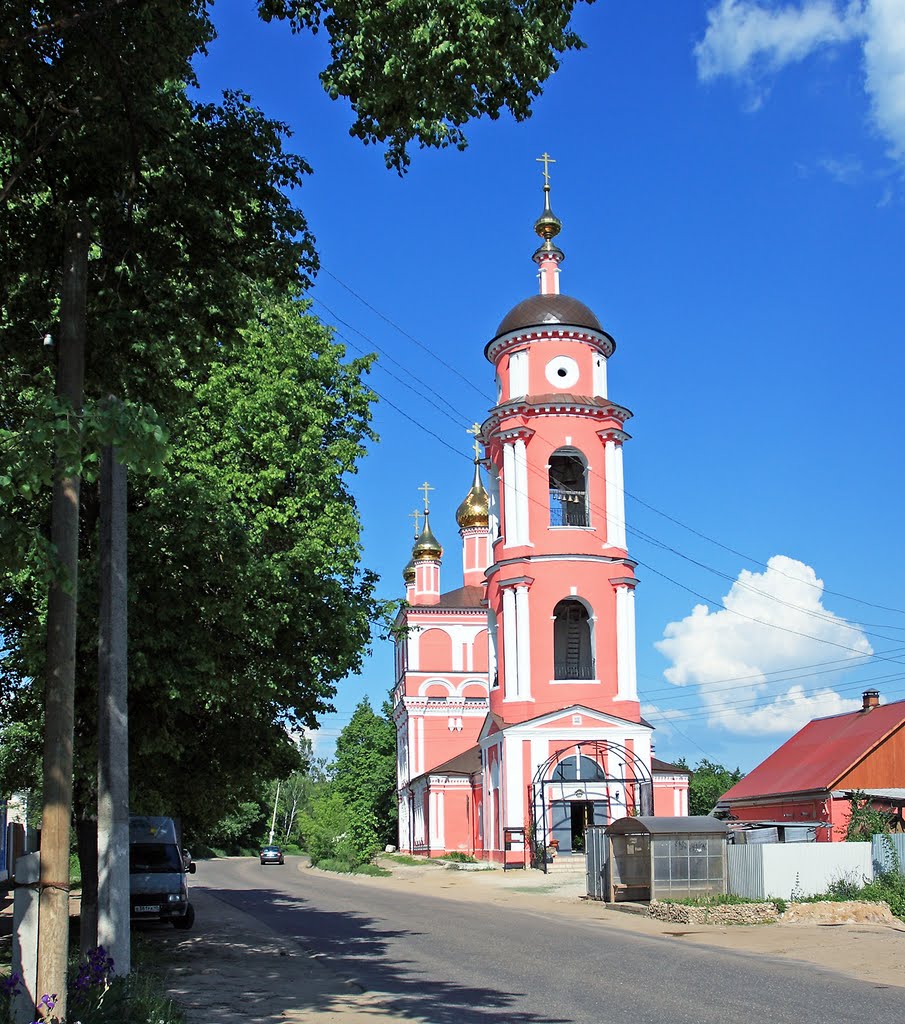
130 843 183 874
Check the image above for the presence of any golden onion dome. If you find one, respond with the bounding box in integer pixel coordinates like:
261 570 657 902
402 558 416 584
456 461 490 529
412 512 442 562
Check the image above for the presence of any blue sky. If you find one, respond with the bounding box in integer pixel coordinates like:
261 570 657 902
196 1 905 773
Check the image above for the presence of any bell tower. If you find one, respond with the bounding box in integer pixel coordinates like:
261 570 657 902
482 164 640 726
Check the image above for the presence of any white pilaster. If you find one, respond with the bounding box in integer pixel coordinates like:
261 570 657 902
515 584 531 700
509 350 528 399
604 441 627 549
514 438 529 545
488 609 499 688
488 463 501 543
593 355 608 398
615 584 638 702
505 737 525 828
502 442 516 547
502 587 517 699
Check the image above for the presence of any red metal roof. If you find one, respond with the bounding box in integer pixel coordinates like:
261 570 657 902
721 699 905 802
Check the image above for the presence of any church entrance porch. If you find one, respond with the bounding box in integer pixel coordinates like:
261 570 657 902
530 741 653 871
550 799 603 853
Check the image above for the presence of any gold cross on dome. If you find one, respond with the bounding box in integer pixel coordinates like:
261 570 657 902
419 481 434 511
467 422 482 460
537 152 556 185
409 508 422 538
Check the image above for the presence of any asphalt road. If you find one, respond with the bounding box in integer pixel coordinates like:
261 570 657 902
195 857 901 1024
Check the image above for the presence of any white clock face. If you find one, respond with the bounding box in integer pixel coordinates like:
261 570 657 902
545 355 580 389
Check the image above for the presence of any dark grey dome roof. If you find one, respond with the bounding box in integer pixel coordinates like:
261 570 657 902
495 293 602 338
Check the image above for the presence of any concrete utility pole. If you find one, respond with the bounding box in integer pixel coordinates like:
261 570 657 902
97 440 130 974
37 209 88 1020
268 781 281 846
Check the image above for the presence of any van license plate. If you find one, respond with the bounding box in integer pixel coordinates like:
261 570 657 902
135 905 160 913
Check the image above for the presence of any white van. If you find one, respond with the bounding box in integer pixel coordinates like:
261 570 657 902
129 815 195 929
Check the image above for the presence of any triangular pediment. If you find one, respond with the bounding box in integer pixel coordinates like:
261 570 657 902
477 711 508 743
509 704 651 733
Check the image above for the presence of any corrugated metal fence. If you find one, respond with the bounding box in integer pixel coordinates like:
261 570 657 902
585 824 608 900
872 833 905 875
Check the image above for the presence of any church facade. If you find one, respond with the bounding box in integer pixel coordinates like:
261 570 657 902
393 172 688 863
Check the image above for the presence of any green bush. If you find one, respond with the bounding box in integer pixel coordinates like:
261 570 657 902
443 852 476 863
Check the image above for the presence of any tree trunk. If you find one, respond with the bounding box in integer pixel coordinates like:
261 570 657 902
37 208 88 1021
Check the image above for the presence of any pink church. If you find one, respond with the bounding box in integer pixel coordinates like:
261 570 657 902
393 170 688 864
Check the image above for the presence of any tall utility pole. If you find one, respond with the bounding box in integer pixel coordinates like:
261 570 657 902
36 209 88 1020
97 437 130 974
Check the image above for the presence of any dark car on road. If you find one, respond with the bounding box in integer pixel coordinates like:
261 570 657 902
260 845 284 865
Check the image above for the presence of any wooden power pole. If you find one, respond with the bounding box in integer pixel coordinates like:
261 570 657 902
37 209 88 1020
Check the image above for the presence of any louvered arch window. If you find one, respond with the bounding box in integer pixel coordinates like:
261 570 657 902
549 449 589 527
553 599 594 680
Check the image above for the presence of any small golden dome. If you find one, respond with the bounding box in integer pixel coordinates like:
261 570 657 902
402 558 416 584
412 512 442 562
456 462 490 529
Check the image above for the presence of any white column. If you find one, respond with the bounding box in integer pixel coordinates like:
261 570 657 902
488 609 498 689
514 438 529 545
505 738 525 828
604 441 627 549
502 587 517 699
615 586 638 702
502 442 517 547
515 584 531 700
488 463 501 544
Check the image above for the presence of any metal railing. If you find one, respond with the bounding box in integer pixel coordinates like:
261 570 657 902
554 659 595 680
550 489 589 527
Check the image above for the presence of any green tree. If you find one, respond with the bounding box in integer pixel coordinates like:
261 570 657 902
842 791 896 841
258 0 593 171
677 758 745 817
1 0 592 1006
333 697 398 857
269 736 332 845
3 295 385 832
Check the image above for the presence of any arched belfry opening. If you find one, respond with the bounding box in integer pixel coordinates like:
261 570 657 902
529 741 653 871
553 599 593 680
548 449 589 527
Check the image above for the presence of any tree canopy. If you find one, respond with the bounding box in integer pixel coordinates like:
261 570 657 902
677 758 745 817
259 0 592 171
0 0 594 824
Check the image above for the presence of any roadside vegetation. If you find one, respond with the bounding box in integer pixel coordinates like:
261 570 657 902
0 938 184 1024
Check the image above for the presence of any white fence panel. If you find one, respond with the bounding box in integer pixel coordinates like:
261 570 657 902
728 843 873 899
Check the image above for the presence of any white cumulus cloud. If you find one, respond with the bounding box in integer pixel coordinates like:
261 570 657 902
695 1 905 168
655 555 871 734
695 0 862 80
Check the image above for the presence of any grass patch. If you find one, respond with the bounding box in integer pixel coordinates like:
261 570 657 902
353 864 391 877
662 893 788 915
381 853 439 867
441 852 477 863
